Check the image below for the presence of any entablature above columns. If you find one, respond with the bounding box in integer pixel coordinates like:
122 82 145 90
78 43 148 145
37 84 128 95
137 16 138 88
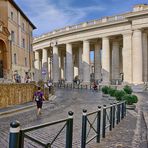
33 23 132 48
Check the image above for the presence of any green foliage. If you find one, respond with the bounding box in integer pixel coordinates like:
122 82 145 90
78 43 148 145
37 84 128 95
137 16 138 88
108 87 117 97
123 85 133 94
123 94 138 105
101 86 109 94
131 95 138 103
115 90 126 101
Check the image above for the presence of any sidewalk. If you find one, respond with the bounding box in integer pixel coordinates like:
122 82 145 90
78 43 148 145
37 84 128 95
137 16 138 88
0 95 56 117
0 89 147 147
90 91 148 148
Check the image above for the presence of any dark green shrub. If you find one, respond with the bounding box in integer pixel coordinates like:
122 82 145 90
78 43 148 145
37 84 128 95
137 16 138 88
123 94 138 105
108 87 116 97
131 95 138 103
101 86 109 94
115 90 126 101
123 85 133 94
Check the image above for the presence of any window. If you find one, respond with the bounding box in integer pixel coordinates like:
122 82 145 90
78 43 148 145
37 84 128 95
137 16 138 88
11 31 15 42
25 57 27 66
22 38 25 48
14 53 17 64
11 12 13 20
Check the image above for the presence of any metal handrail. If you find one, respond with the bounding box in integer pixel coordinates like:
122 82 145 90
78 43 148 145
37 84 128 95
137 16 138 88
9 101 126 148
22 118 68 132
81 106 101 148
9 111 74 148
81 101 126 148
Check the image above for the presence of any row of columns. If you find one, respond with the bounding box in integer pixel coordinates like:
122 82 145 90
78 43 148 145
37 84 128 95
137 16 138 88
34 29 148 84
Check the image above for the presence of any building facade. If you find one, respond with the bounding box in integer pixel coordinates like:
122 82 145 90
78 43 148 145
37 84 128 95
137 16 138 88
33 4 148 85
0 0 36 82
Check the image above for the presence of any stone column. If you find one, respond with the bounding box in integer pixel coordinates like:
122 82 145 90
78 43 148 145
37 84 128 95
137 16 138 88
34 50 41 81
42 48 48 81
102 37 110 83
53 46 59 83
66 43 73 83
78 45 83 81
142 32 148 82
94 41 101 82
112 41 120 80
61 51 65 80
73 50 79 78
48 56 51 80
59 50 61 80
122 33 132 83
132 29 143 84
83 40 90 83
64 56 66 80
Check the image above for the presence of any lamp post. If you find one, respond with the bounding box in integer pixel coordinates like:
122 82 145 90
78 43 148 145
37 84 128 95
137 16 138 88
49 40 57 81
49 48 53 81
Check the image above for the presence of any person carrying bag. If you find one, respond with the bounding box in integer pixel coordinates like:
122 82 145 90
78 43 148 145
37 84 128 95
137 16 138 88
34 86 45 116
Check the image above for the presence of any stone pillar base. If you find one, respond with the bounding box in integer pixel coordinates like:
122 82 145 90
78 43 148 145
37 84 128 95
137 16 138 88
132 84 145 93
81 82 91 86
101 81 110 85
65 81 73 84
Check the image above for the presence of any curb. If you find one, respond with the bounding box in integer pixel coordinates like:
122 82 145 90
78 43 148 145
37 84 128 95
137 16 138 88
0 104 36 116
0 95 56 117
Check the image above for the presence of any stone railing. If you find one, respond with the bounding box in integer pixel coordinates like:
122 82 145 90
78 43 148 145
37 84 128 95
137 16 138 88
34 14 126 41
0 83 37 109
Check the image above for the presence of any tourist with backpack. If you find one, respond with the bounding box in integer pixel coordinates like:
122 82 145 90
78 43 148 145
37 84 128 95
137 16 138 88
34 86 45 115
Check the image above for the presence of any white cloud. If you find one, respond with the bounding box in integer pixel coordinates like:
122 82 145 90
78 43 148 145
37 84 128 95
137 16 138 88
15 0 105 36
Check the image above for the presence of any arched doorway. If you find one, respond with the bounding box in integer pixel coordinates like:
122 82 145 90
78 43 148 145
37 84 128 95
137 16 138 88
0 40 7 78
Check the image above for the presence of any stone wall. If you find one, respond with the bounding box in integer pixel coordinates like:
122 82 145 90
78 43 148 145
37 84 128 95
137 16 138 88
0 83 36 108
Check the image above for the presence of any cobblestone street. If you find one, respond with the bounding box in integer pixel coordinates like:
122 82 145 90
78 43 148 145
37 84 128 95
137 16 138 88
0 88 147 148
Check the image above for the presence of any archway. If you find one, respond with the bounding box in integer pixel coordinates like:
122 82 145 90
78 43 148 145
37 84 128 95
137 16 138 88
0 39 7 78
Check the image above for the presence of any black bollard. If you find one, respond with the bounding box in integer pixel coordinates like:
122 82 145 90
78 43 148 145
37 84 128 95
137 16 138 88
109 104 113 131
81 109 87 148
97 106 101 143
66 111 74 148
9 121 20 148
102 105 106 138
112 103 116 128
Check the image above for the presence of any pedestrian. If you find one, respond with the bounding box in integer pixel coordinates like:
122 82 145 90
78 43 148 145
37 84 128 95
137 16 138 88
93 82 98 91
34 86 45 115
47 80 52 93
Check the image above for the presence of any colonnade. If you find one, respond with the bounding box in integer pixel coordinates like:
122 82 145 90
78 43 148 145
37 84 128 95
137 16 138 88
34 29 148 85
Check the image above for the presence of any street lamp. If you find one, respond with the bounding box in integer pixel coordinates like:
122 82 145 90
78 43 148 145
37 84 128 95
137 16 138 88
49 40 58 81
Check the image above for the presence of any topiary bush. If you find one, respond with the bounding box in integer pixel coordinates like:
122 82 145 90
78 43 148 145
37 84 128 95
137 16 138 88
123 94 138 105
123 85 133 94
115 90 126 101
108 87 117 97
101 86 109 94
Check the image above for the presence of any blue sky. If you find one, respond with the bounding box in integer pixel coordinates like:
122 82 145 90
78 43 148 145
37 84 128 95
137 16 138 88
14 0 148 37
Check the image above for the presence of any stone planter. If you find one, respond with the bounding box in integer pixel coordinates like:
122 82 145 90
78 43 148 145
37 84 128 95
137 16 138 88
126 104 136 110
102 93 109 97
108 96 115 100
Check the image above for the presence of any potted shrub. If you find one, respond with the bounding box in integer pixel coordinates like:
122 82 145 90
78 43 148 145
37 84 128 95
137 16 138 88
123 85 133 94
108 87 116 100
131 95 138 103
114 90 126 101
123 94 138 110
101 86 109 97
108 87 116 97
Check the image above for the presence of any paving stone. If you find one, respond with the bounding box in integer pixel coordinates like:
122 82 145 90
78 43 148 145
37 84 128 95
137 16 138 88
0 89 147 148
